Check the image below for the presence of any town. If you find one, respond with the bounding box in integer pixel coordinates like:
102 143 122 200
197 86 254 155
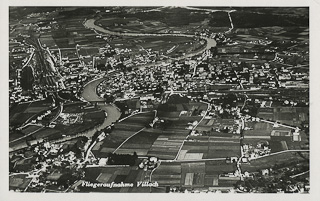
9 6 309 193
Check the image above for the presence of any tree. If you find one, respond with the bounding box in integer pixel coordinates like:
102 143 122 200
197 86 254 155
104 94 115 103
21 66 34 91
107 152 138 166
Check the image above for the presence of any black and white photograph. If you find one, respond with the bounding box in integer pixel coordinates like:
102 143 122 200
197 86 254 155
2 0 320 199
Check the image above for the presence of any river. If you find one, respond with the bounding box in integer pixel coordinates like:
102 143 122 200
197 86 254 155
81 76 121 128
84 18 216 65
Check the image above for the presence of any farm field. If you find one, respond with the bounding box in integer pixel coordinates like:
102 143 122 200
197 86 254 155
230 8 308 28
81 166 152 192
9 100 54 142
243 106 309 154
257 107 309 127
96 8 231 34
241 151 309 172
108 35 205 59
93 111 155 157
9 101 106 150
93 101 210 160
151 160 238 189
9 174 32 191
196 118 239 134
147 128 189 160
59 48 79 60
9 100 53 126
179 135 240 160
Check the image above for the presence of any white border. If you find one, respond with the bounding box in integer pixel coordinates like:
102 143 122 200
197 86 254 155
1 1 320 201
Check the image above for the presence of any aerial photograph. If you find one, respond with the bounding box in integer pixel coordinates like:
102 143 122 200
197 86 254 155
8 6 310 193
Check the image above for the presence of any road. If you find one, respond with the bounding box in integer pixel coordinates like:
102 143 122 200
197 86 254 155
162 158 227 163
113 127 146 154
173 101 211 161
226 10 235 34
179 6 236 13
10 102 63 144
251 149 309 161
259 119 300 130
22 49 35 69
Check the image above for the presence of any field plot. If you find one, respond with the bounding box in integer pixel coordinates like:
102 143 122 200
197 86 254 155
9 174 32 191
34 12 108 49
244 121 273 137
60 49 79 61
197 118 239 134
115 129 163 155
9 125 41 142
230 8 308 28
158 102 207 118
10 113 35 126
151 162 182 186
149 111 240 188
244 106 309 153
97 7 231 34
129 102 208 160
186 102 209 111
208 140 240 157
122 112 155 125
9 101 106 151
82 166 148 192
157 111 181 119
241 151 308 172
78 47 100 57
97 18 165 34
269 140 288 153
31 128 61 139
147 131 188 160
54 15 106 48
93 112 154 157
149 119 203 159
151 160 237 189
106 34 204 59
244 130 307 154
257 107 309 127
20 125 42 135
40 34 57 47
9 100 53 142
10 100 52 126
177 135 240 160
